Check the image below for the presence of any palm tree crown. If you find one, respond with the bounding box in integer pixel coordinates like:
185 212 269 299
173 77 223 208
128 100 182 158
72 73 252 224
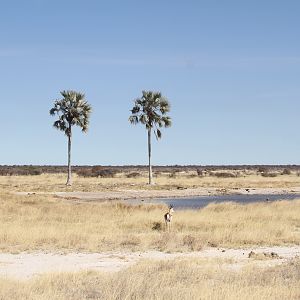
50 90 92 135
129 90 171 138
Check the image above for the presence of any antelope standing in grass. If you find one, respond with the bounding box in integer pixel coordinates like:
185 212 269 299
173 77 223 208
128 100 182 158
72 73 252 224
164 205 174 232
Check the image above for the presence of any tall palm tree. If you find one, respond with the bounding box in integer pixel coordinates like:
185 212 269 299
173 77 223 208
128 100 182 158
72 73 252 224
50 90 92 186
129 91 171 184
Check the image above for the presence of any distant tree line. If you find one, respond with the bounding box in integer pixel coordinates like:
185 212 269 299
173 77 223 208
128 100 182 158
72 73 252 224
0 165 299 177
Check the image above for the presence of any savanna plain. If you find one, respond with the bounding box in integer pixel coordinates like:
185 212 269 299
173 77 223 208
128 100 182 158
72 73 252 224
1 166 300 299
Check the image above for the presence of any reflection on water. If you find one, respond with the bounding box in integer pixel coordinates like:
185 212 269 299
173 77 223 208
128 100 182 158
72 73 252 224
126 193 300 210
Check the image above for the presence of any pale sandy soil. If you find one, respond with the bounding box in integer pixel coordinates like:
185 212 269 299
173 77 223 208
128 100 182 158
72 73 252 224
1 246 299 280
15 187 300 202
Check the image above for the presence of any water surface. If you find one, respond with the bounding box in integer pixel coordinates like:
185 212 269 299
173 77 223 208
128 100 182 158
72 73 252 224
126 193 300 210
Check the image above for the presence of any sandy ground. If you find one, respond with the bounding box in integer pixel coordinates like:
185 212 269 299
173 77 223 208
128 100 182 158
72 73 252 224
0 246 299 280
15 187 300 202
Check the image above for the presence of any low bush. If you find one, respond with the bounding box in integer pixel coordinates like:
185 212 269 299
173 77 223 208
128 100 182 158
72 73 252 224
95 169 117 178
152 222 162 231
76 167 117 178
0 166 42 176
126 172 141 178
258 167 268 173
196 169 204 176
213 172 236 178
261 172 278 177
75 169 91 177
281 168 291 175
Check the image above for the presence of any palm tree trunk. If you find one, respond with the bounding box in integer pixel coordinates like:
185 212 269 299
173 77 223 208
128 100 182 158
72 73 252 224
66 124 72 186
148 128 153 185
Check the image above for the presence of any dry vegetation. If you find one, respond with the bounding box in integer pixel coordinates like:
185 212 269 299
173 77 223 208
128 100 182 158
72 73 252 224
0 258 300 300
0 190 300 253
1 170 300 299
1 169 300 193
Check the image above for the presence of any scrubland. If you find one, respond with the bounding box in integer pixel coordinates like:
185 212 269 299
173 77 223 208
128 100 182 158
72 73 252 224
1 169 300 193
0 258 300 300
0 190 299 253
1 171 300 299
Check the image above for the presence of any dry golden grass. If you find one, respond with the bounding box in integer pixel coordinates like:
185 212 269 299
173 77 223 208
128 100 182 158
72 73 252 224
0 258 299 300
1 173 300 299
0 190 300 253
1 172 299 192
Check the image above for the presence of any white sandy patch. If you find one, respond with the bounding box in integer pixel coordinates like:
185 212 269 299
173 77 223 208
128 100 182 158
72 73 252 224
0 246 299 280
0 252 136 280
14 187 300 202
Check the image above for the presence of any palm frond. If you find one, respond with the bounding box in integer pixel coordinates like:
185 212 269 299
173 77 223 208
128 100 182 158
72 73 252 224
129 115 139 124
129 90 172 140
50 90 92 135
156 129 162 139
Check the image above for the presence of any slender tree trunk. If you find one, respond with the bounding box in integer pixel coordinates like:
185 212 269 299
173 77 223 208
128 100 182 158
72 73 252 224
66 124 72 186
148 128 153 185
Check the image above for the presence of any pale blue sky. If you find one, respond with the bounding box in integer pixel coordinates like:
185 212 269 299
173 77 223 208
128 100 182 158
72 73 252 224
1 0 300 165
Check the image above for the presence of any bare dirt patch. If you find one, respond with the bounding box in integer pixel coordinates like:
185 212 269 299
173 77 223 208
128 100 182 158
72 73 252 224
1 246 299 280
